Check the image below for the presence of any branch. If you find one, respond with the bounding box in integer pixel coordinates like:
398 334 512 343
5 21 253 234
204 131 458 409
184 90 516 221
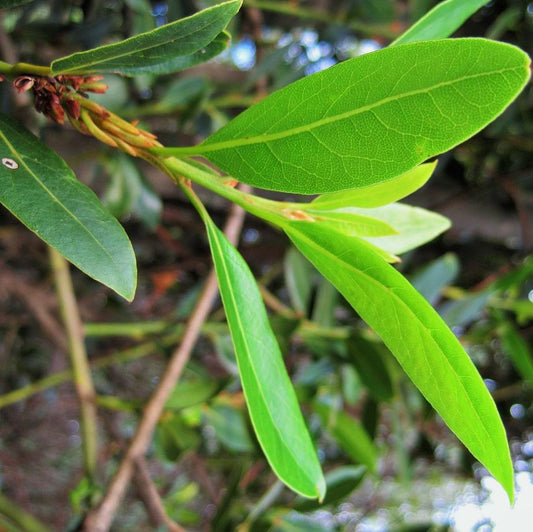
49 247 98 479
134 457 186 532
83 186 250 531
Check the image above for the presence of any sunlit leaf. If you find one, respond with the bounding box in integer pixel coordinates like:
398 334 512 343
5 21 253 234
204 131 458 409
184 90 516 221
158 39 530 194
311 163 436 209
393 0 490 45
202 213 325 498
358 203 451 256
284 221 514 500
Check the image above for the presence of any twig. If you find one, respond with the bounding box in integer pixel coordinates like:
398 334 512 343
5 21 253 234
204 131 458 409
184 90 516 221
0 492 52 532
83 187 250 532
244 0 398 39
134 457 186 532
49 247 98 479
0 270 68 351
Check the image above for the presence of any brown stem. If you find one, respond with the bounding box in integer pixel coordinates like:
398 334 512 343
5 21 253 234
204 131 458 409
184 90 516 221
134 457 186 532
83 187 250 531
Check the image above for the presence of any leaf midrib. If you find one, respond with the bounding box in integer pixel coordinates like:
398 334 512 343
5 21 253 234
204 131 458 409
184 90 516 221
209 224 317 493
0 127 122 272
198 65 522 153
287 225 508 478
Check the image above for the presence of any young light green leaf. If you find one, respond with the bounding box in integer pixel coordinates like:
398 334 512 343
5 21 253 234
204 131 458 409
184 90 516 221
305 208 398 238
284 221 514 501
0 114 136 300
392 0 490 45
203 214 325 499
311 163 436 209
51 1 240 75
157 39 530 194
314 401 377 472
356 203 451 256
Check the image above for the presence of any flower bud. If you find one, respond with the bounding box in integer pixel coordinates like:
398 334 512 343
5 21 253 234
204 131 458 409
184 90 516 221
13 76 35 92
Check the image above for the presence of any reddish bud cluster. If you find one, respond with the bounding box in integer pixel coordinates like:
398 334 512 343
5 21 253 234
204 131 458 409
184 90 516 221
10 72 161 157
11 74 109 124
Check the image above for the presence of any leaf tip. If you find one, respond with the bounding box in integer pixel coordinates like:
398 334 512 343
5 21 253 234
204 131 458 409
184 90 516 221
316 474 327 503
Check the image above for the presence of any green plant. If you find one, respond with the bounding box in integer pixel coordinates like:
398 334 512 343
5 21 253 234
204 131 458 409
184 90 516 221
0 0 530 529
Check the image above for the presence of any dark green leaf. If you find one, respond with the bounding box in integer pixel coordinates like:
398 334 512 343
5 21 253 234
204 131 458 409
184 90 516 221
284 221 514 500
165 378 222 411
0 114 136 300
160 39 530 194
203 215 325 498
51 1 241 75
314 401 377 472
393 0 490 45
294 465 366 511
498 320 533 386
347 336 394 402
156 414 200 461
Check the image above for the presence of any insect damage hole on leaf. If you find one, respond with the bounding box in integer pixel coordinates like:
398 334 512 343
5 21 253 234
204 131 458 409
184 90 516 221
2 157 18 169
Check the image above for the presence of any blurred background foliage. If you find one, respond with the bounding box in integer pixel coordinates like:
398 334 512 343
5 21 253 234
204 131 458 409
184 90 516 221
0 0 532 530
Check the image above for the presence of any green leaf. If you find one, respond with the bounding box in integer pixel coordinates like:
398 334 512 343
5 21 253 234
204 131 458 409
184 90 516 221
498 320 533 386
347 336 394 402
203 403 254 453
159 39 530 194
305 208 398 238
357 203 451 256
284 221 514 501
410 252 459 305
284 247 314 314
314 401 377 472
294 465 366 511
0 114 136 300
165 378 222 411
392 0 490 45
203 214 325 499
51 1 241 75
311 163 436 209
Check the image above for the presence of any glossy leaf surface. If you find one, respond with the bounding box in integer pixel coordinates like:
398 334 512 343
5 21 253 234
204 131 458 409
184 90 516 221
51 1 240 75
171 39 530 194
0 114 136 300
203 215 325 498
284 221 514 500
393 0 490 45
311 163 436 209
